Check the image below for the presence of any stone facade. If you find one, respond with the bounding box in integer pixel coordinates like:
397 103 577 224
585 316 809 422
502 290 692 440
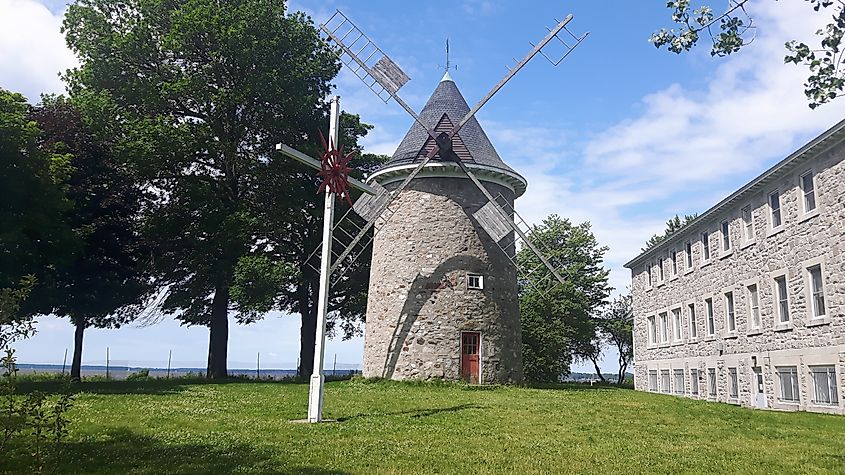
362 176 523 383
625 122 845 415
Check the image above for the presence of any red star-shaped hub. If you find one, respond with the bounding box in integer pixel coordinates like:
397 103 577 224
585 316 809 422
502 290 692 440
317 131 356 207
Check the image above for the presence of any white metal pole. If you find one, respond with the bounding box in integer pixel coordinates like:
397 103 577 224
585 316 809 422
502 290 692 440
307 96 340 423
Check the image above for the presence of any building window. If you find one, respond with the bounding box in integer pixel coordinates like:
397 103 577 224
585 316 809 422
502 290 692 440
657 257 665 282
721 220 731 252
769 191 782 228
707 368 717 398
671 308 682 341
705 298 714 335
671 249 678 276
777 366 800 403
801 170 816 213
688 303 697 339
467 274 483 290
659 312 669 343
690 369 699 395
647 316 657 346
725 292 736 332
701 231 711 262
810 366 838 405
685 240 693 269
648 370 658 392
673 369 685 395
660 369 671 393
646 263 653 287
747 284 760 329
775 275 790 323
741 205 754 242
807 264 826 319
728 368 738 400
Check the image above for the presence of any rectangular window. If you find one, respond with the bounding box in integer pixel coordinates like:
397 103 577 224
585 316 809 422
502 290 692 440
775 275 790 323
707 368 717 398
705 298 714 335
729 368 738 399
466 274 483 290
647 263 653 287
801 171 816 212
777 366 800 403
647 316 656 346
685 241 693 269
657 257 665 282
659 312 669 343
688 303 697 338
671 308 682 341
671 249 678 276
769 191 782 228
660 369 671 393
725 292 736 332
690 369 699 395
742 205 754 242
747 284 760 329
811 366 838 405
648 370 658 392
721 220 731 251
673 369 685 395
808 265 826 318
701 231 711 261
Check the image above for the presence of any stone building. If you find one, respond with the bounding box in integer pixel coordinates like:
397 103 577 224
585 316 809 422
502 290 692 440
362 73 527 384
624 119 845 415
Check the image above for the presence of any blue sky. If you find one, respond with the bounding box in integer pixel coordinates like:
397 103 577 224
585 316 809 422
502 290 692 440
3 0 845 372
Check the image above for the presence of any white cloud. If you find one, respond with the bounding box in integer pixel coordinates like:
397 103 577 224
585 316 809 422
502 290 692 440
0 0 76 101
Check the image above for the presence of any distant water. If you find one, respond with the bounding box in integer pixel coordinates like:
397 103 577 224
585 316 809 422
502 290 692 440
16 363 360 380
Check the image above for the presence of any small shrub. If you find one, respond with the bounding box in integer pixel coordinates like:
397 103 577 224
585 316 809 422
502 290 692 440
126 368 150 381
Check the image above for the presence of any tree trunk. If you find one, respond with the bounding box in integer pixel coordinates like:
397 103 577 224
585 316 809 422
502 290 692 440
298 296 317 379
617 351 629 385
70 319 84 380
590 356 607 383
206 284 230 379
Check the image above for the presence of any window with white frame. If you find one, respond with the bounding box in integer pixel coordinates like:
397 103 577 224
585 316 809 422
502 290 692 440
800 170 816 213
648 370 658 392
807 264 826 319
467 273 483 290
701 231 711 261
673 369 685 395
810 366 838 405
647 316 657 346
660 369 671 393
747 284 760 329
646 263 653 287
685 240 693 269
659 312 669 343
728 368 738 399
777 366 800 403
671 249 678 276
707 368 717 398
742 205 754 242
657 257 665 282
769 191 782 228
688 303 697 338
725 292 736 332
672 308 682 341
775 275 790 323
690 369 699 395
705 298 715 335
721 220 731 252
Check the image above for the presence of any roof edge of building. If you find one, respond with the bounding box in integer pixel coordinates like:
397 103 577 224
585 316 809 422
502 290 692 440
624 117 845 270
366 161 528 197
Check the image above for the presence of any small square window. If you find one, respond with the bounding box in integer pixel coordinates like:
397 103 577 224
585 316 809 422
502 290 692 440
777 366 800 403
467 274 483 290
811 366 838 405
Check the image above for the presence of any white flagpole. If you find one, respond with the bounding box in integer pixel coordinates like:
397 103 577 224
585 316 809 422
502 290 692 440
307 96 340 423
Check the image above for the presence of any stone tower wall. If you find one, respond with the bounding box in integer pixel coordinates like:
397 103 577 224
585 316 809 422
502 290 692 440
362 177 523 384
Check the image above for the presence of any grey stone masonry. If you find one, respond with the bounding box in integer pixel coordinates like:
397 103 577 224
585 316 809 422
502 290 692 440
625 121 845 415
362 177 523 384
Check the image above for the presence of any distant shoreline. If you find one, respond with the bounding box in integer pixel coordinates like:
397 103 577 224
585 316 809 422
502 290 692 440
15 363 361 379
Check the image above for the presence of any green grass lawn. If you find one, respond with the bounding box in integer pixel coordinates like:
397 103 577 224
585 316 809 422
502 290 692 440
3 378 845 474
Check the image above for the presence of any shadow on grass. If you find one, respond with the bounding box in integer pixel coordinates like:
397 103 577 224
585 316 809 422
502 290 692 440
337 403 484 422
523 382 634 391
1 428 347 475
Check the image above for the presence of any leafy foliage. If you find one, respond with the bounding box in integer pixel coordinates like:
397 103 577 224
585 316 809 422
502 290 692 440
652 0 845 108
643 213 699 251
595 294 633 385
517 215 611 383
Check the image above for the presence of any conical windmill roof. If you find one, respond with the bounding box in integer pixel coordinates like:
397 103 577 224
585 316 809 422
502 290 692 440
375 74 524 183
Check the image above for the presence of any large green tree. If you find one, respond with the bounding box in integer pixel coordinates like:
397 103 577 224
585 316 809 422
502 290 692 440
29 96 152 379
642 213 699 252
652 0 845 108
518 215 611 383
62 0 351 378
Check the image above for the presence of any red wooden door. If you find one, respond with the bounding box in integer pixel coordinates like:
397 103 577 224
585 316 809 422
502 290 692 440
461 332 480 384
